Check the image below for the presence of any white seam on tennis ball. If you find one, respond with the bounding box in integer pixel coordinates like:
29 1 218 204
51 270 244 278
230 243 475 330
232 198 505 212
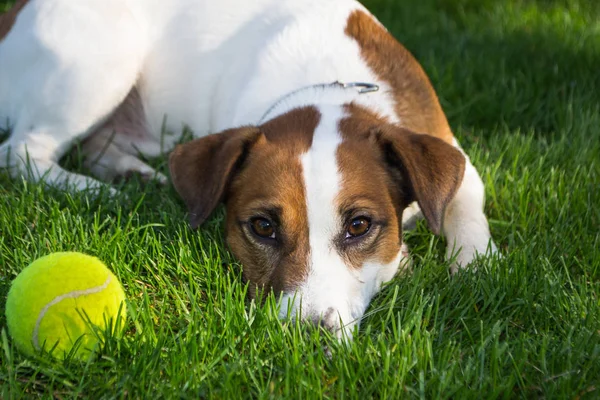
32 276 112 351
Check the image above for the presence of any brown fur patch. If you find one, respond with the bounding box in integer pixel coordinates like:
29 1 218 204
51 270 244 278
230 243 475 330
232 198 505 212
226 107 320 297
335 135 403 269
345 10 454 144
374 125 465 235
0 0 29 41
170 107 320 297
340 104 465 235
170 126 266 228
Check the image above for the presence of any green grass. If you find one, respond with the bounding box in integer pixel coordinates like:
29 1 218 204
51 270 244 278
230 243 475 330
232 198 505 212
1 0 600 398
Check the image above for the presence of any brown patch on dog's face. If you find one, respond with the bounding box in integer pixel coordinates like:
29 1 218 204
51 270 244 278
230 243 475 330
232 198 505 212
0 0 30 41
335 132 404 271
345 10 454 144
340 104 466 236
224 107 320 297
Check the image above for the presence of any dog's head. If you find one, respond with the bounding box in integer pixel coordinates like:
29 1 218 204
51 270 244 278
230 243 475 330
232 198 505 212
169 104 465 338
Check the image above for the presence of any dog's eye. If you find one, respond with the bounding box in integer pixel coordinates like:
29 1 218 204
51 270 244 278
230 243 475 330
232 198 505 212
250 217 276 239
346 216 371 238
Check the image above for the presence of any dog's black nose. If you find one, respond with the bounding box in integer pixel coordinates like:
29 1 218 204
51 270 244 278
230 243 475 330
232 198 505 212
311 307 337 331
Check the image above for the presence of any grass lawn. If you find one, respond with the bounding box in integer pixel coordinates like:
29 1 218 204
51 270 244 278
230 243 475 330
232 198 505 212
1 0 600 398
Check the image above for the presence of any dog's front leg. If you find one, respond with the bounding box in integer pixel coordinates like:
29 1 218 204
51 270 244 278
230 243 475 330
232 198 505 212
443 146 498 272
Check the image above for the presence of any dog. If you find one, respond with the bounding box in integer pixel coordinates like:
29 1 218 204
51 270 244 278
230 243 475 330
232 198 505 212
0 0 497 338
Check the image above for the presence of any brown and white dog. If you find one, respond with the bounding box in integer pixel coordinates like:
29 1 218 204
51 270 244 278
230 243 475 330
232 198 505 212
0 0 497 338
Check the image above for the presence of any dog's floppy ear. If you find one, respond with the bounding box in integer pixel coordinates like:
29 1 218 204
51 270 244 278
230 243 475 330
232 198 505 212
169 127 265 228
373 126 465 235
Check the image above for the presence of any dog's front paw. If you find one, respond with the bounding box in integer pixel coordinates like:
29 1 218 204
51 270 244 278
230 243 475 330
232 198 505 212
448 240 499 274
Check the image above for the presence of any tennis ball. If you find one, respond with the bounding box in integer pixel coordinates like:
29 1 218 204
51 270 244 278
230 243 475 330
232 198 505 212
5 252 127 360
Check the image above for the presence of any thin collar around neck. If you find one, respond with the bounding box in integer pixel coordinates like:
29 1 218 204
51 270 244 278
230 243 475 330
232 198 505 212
258 81 379 124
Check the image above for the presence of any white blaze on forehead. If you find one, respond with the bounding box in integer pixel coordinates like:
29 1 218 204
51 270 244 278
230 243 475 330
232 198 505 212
279 105 361 335
302 105 343 244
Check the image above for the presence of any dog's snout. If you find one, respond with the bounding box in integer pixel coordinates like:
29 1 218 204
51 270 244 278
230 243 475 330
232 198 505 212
279 292 356 340
311 307 338 331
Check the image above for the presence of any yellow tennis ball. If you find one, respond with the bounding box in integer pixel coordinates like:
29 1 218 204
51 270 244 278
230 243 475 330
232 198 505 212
5 252 127 360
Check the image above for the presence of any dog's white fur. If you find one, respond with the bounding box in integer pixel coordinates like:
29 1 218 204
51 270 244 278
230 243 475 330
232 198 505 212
0 0 497 337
